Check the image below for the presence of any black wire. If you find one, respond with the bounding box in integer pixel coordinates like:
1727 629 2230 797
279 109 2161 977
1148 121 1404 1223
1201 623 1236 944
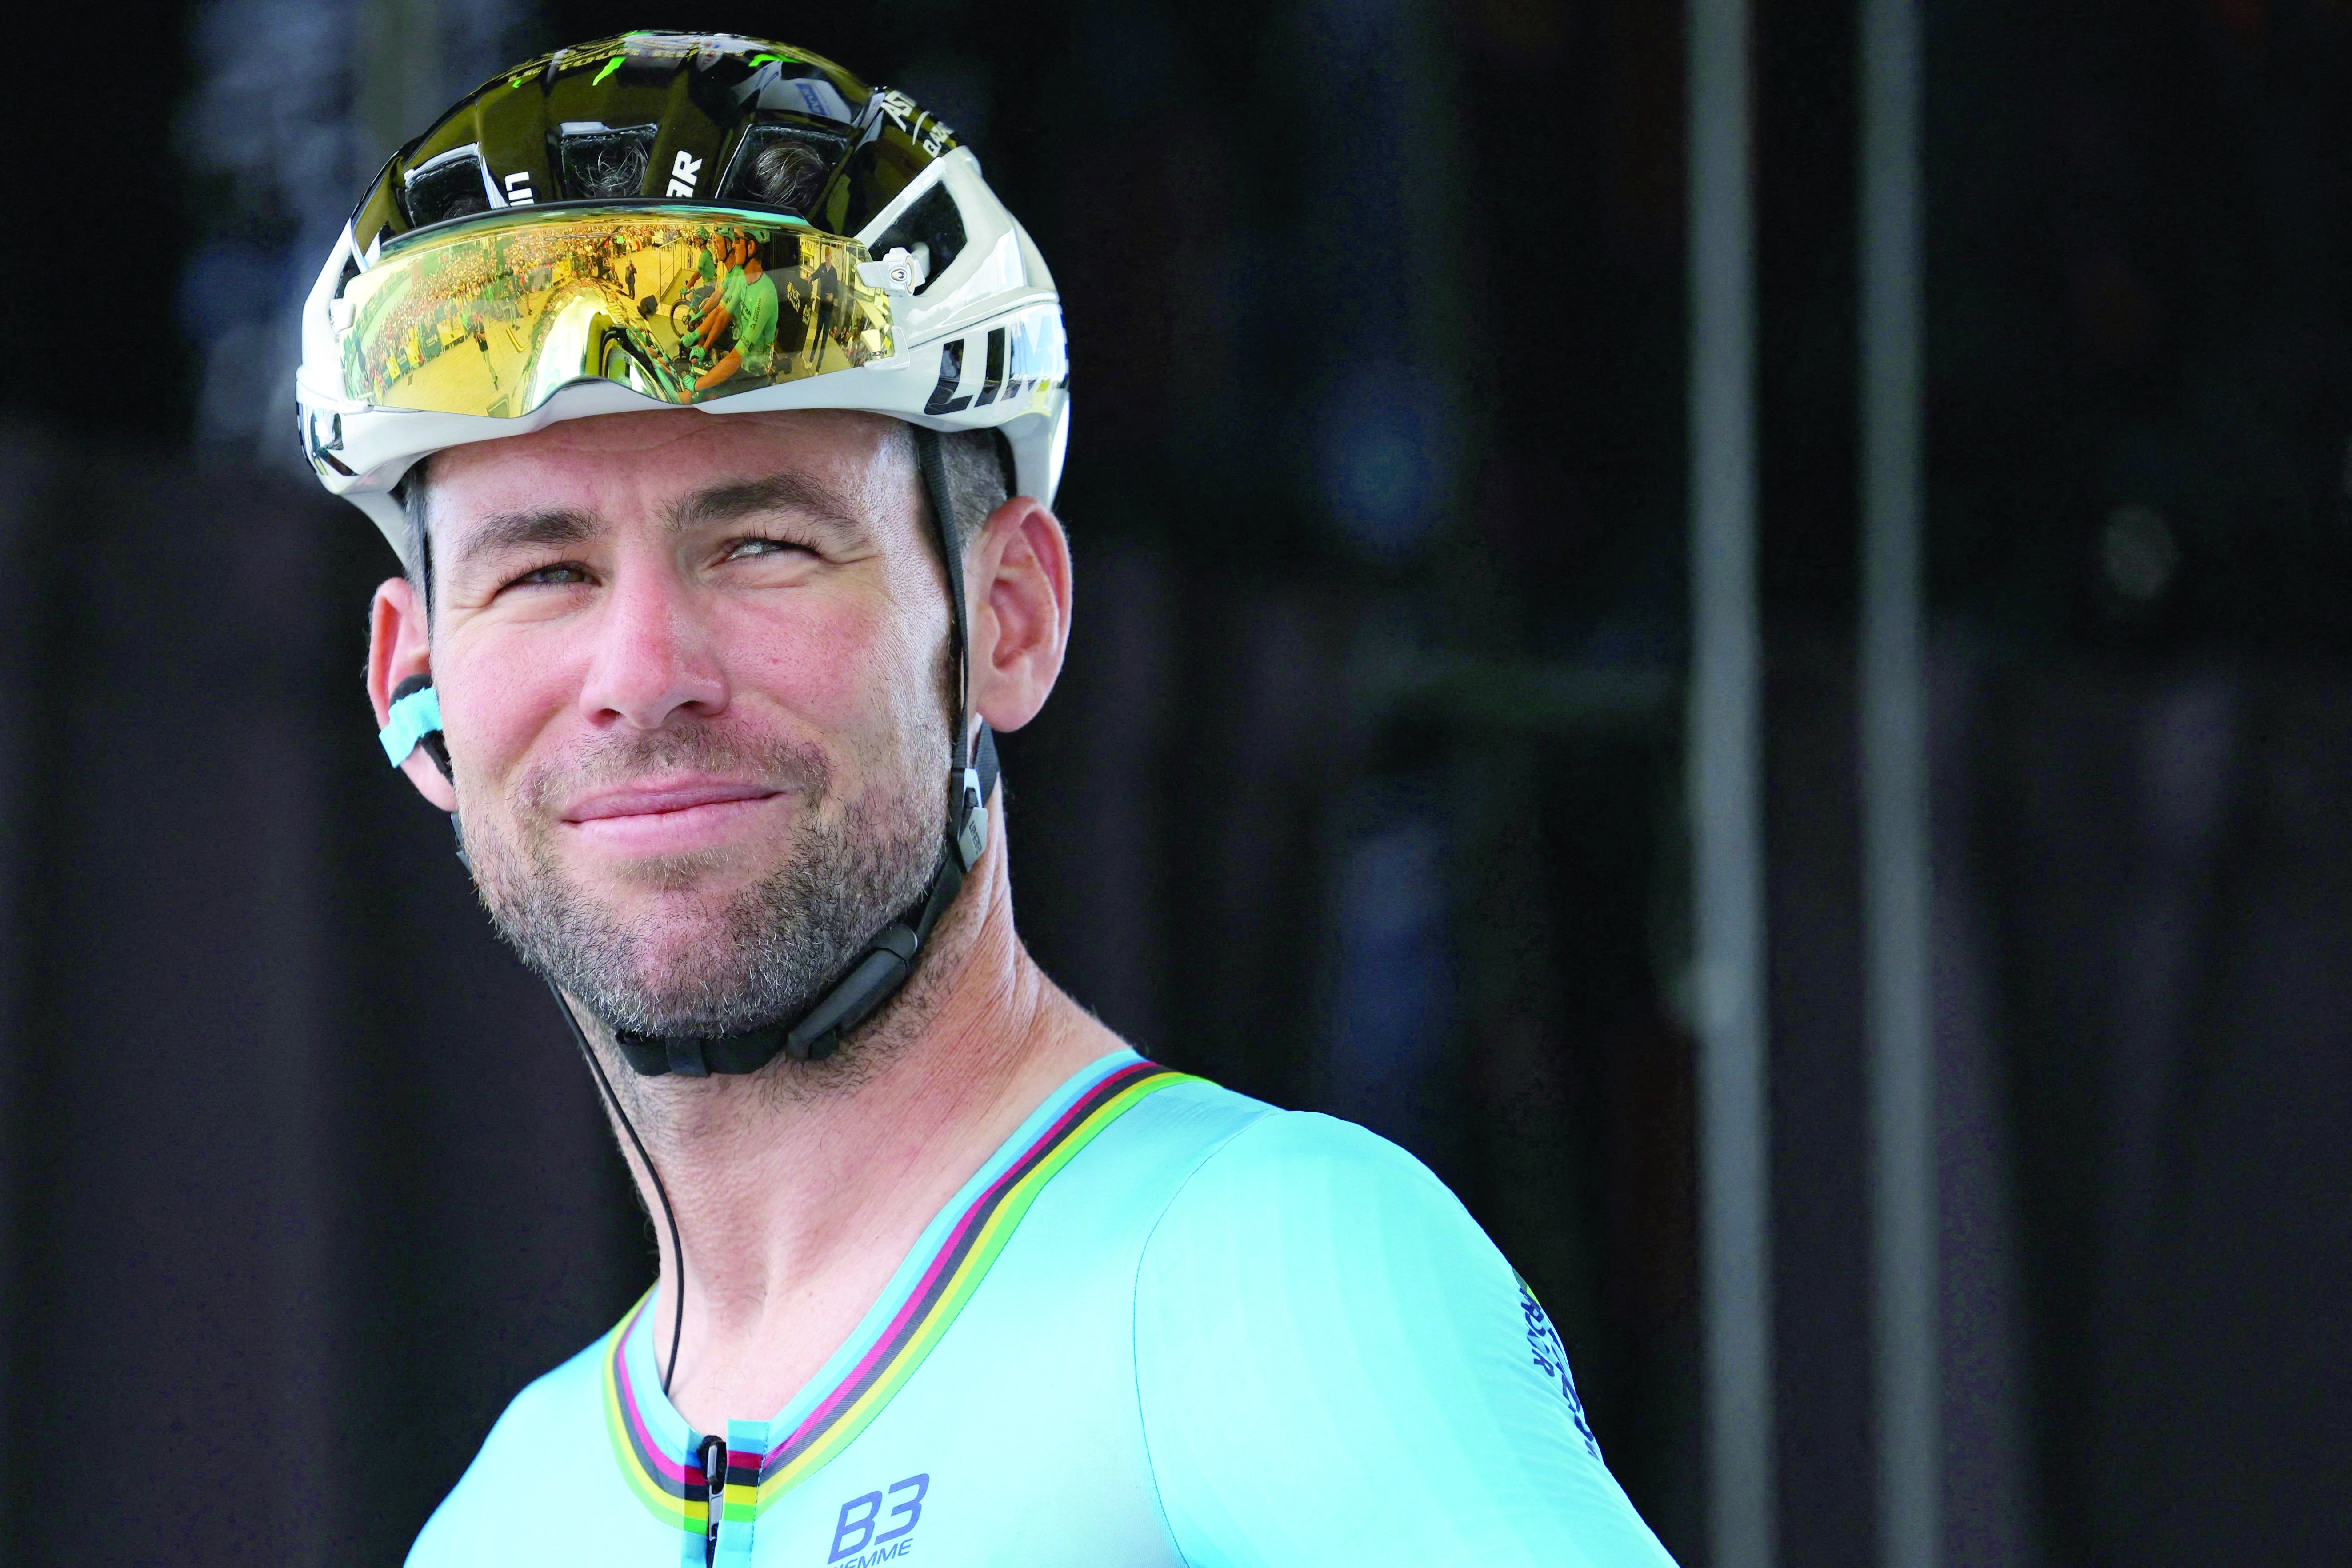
549 982 688 1399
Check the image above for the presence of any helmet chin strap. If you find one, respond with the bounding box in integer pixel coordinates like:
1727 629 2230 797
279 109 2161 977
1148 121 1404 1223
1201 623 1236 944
609 424 991 1076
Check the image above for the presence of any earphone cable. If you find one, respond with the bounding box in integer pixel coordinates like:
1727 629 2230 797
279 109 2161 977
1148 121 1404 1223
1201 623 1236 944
549 983 688 1398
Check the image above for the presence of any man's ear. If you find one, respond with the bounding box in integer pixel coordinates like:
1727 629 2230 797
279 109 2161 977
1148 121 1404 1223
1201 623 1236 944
966 496 1073 736
367 575 458 812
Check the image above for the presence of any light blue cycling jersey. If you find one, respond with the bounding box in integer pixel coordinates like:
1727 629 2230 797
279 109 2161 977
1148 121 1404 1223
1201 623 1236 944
408 1050 1676 1567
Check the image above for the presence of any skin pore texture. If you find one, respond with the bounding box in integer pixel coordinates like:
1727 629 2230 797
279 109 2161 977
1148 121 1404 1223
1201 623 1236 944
365 408 1118 1432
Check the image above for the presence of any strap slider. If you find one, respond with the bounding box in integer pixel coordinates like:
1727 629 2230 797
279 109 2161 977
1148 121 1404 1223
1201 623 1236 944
953 765 988 871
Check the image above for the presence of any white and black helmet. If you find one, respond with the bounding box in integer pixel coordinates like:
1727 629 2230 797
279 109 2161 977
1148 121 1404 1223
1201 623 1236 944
294 29 1069 566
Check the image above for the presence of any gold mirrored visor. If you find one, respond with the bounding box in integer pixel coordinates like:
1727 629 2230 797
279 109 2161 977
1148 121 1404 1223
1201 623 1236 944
339 205 892 418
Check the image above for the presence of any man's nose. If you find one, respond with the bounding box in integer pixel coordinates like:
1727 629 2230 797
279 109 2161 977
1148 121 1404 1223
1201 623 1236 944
575 564 728 731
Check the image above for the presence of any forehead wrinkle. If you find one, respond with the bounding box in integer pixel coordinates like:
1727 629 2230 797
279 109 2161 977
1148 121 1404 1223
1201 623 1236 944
664 470 870 544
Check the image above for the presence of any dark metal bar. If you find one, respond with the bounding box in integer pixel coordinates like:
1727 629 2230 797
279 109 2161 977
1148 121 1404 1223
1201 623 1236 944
1860 0 1938 1562
1688 0 1776 1557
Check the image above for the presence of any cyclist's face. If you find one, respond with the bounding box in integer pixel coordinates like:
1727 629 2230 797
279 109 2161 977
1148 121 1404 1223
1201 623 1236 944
397 409 955 1037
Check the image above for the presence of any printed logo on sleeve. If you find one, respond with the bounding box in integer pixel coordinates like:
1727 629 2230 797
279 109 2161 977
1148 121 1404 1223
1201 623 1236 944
828 1473 928 1565
1519 1281 1603 1459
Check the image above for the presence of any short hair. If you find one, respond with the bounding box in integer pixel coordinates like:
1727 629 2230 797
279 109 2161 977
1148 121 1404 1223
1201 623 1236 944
893 424 1012 558
394 425 1010 619
397 459 435 614
744 140 830 215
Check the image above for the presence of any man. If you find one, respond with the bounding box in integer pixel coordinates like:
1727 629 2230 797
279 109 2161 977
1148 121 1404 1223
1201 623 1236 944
691 233 784 395
808 248 848 359
301 32 1674 1567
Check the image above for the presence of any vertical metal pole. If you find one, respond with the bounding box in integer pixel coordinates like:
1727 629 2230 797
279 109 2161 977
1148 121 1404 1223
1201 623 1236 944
0 437 45 1563
1860 0 1937 1564
1688 0 1774 1562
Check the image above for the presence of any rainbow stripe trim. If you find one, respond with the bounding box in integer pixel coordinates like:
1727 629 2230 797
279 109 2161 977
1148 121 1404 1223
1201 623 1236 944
602 1060 1194 1533
601 1295 714 1534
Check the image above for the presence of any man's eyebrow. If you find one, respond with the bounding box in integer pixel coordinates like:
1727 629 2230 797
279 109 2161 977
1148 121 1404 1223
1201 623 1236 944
667 471 868 539
448 507 598 564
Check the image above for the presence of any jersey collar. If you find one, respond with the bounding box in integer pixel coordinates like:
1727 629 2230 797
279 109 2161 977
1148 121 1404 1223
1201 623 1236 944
601 1048 1194 1531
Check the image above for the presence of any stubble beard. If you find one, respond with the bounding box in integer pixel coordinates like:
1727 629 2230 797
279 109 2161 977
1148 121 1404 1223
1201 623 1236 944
464 718 944 1043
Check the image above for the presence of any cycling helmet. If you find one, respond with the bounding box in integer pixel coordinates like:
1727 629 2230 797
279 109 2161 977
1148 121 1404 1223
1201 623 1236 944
295 30 1069 567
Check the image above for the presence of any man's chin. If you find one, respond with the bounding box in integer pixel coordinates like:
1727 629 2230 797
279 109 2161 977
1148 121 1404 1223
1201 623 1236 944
578 849 770 899
579 925 800 1037
471 777 945 1044
590 890 768 960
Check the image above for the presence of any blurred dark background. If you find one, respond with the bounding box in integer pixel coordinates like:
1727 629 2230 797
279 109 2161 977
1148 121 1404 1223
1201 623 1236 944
2 1 2348 1563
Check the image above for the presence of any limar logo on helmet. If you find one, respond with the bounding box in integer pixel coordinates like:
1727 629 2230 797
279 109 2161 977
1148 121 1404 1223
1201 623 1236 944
873 88 956 160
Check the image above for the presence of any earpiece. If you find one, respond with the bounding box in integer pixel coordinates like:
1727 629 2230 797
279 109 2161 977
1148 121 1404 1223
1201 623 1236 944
382 674 455 783
383 674 466 869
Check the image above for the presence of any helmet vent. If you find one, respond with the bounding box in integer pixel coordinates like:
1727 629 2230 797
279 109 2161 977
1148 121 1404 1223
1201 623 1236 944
404 150 492 228
869 184 965 296
560 127 657 200
720 122 849 216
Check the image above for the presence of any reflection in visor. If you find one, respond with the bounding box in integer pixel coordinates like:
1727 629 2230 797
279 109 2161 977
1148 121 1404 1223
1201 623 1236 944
338 206 893 418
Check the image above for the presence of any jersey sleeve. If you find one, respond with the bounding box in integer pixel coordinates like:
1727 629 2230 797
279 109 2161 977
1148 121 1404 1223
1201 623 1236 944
1132 1112 1677 1568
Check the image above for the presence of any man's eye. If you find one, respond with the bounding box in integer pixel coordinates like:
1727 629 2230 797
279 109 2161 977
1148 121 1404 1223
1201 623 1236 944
725 536 812 562
511 561 592 588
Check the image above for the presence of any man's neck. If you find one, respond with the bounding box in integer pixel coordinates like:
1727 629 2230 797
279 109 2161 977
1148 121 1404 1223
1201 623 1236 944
580 843 1120 1432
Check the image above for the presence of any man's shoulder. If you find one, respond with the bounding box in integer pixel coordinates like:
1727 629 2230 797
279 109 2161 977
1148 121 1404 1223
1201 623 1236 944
1125 1105 1680 1565
404 1331 616 1566
1113 1066 1280 1148
1124 1099 1542 1412
1090 1072 1475 1269
1082 1063 1440 1195
1012 1066 1275 1236
1129 1083 1456 1222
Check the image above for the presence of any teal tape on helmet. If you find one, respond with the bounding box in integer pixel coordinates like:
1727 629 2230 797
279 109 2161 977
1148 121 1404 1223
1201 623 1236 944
379 684 444 767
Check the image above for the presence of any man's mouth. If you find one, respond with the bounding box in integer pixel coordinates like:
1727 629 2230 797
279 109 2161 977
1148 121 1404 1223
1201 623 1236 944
564 779 781 820
559 778 788 853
